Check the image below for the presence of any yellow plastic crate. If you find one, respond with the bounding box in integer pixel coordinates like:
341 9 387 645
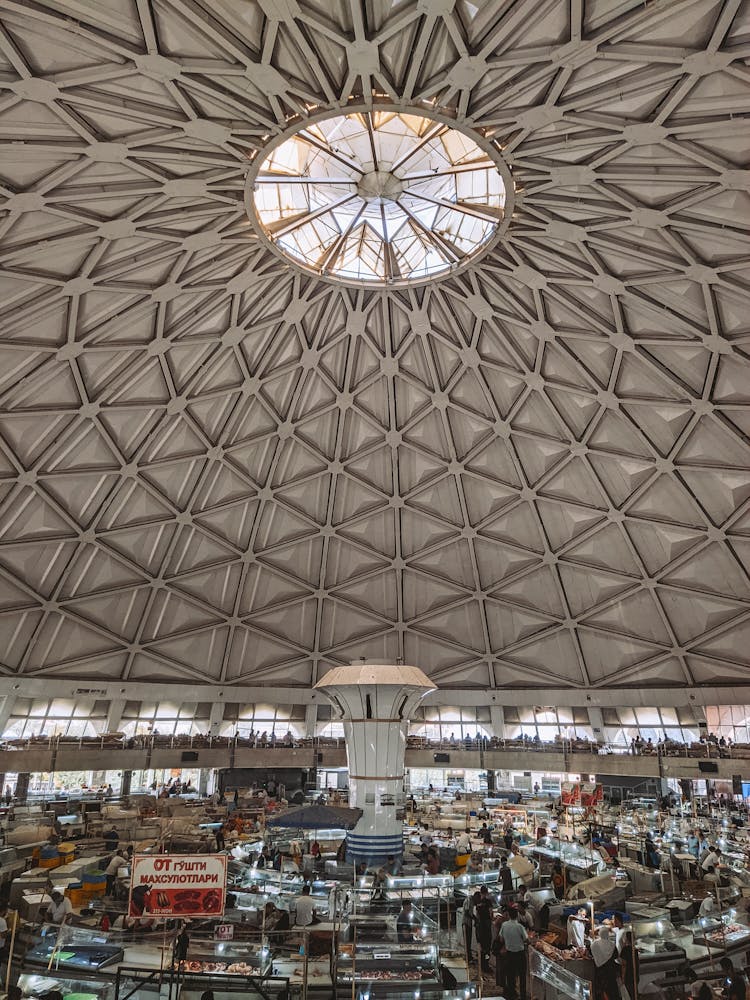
65 887 89 907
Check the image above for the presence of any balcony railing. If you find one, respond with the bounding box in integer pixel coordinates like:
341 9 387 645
0 731 740 759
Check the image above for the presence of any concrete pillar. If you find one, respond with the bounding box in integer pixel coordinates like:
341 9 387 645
587 707 605 741
0 696 16 737
208 702 224 737
304 703 318 738
198 769 210 796
121 770 132 796
490 705 505 739
15 773 29 803
690 704 709 740
105 699 125 734
315 662 435 865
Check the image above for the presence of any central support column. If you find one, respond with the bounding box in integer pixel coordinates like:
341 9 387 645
315 662 435 865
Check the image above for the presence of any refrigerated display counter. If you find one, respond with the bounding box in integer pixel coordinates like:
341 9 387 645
25 926 124 972
334 940 441 998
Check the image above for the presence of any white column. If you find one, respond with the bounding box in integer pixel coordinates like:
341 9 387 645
304 703 318 738
208 702 224 737
316 663 435 865
105 698 124 734
490 705 505 739
0 696 16 737
587 707 605 741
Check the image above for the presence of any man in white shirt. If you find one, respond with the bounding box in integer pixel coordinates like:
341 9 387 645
457 831 471 854
699 895 715 917
567 908 589 949
612 913 628 954
47 891 73 923
106 851 125 895
294 885 317 927
500 909 529 1000
701 845 721 878
701 847 720 872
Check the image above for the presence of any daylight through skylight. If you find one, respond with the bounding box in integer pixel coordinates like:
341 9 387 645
250 111 506 284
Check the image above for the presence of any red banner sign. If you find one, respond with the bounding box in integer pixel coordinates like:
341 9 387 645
130 854 227 917
561 781 580 805
580 782 603 807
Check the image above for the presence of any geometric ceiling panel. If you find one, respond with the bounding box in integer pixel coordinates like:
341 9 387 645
0 0 749 692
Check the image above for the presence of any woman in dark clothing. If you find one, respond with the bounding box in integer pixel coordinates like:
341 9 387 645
619 929 638 1000
475 891 494 973
173 925 190 965
500 858 514 894
721 957 746 1000
464 890 480 959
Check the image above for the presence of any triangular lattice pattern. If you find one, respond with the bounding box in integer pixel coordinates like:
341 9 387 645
0 0 748 690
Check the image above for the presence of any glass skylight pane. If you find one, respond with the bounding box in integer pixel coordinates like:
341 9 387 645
251 111 505 283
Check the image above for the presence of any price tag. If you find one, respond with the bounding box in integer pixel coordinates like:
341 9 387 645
215 924 234 941
373 952 391 959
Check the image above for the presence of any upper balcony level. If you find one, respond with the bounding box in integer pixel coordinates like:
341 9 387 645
0 732 743 782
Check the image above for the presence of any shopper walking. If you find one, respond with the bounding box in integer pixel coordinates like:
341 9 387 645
462 890 479 960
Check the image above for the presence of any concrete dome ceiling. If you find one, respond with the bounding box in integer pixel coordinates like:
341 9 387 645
0 0 749 693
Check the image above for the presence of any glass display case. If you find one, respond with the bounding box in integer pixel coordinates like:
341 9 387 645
685 913 750 952
631 916 688 971
523 841 605 882
334 941 440 997
454 870 500 890
18 971 115 1000
116 964 291 1000
341 904 437 944
25 926 124 972
529 945 592 1000
230 865 302 890
175 936 273 976
175 944 271 976
386 874 453 893
230 884 334 923
351 873 453 907
363 988 478 1000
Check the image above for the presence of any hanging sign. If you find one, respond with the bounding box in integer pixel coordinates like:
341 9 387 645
561 781 580 806
580 783 603 806
130 854 227 916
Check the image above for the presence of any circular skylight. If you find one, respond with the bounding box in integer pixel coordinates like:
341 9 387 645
248 110 508 285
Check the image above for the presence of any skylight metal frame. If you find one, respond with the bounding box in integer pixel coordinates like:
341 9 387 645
246 105 514 288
